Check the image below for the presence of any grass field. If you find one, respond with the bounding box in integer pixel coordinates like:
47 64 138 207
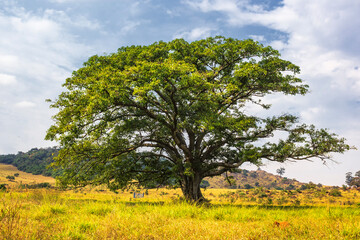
1 163 360 239
1 187 360 240
0 164 55 186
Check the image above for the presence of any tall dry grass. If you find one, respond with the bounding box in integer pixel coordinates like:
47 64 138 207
0 188 359 239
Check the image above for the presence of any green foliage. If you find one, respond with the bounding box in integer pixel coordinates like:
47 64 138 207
329 188 342 197
46 36 352 201
20 182 52 189
276 167 285 177
249 172 258 178
345 171 360 187
0 147 60 177
200 180 210 189
244 184 254 189
6 175 15 181
286 184 296 190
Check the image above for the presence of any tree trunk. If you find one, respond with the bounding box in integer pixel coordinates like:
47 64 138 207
180 173 205 203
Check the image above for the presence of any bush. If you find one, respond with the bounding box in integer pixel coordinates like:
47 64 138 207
329 188 342 197
244 184 253 189
6 175 15 181
250 172 258 178
200 180 210 189
20 182 52 189
286 184 296 190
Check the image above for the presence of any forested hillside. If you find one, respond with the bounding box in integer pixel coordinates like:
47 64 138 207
0 147 60 177
0 147 307 189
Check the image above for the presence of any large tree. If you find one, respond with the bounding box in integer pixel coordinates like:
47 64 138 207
46 36 351 202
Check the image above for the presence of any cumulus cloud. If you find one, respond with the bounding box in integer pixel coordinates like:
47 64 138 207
15 101 36 108
184 0 360 124
184 0 360 185
0 73 17 85
173 27 214 41
0 2 97 153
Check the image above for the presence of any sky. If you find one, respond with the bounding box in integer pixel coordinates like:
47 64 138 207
0 0 359 186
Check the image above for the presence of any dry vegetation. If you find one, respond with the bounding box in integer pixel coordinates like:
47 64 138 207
205 170 303 189
1 164 360 239
0 187 360 239
0 164 55 186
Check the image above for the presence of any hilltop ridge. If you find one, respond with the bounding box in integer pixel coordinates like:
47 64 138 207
204 169 305 190
0 147 306 189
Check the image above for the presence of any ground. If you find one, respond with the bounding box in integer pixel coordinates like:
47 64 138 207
1 164 360 239
1 187 360 239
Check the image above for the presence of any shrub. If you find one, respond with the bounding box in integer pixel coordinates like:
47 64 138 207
286 184 296 190
329 188 342 197
0 184 7 191
200 180 210 189
6 175 15 181
250 172 258 178
244 184 253 189
20 182 51 189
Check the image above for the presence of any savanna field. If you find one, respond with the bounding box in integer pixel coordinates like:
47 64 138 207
1 180 360 239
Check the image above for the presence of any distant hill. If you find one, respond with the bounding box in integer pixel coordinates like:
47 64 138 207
0 147 305 190
0 147 60 177
204 169 305 190
0 163 55 186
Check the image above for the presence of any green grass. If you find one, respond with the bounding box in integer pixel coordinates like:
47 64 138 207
1 188 360 239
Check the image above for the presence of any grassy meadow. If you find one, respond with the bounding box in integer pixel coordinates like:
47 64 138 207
1 186 360 239
0 164 55 186
1 163 360 239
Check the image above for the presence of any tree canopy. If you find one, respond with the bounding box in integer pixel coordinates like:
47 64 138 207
46 36 352 202
0 147 60 177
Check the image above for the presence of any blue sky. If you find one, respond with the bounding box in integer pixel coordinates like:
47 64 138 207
0 0 359 185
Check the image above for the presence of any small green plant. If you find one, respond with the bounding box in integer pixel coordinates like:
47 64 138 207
6 176 15 181
329 188 342 197
293 199 301 206
0 184 7 191
244 184 253 189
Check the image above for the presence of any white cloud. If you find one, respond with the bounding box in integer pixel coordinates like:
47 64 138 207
43 9 101 30
49 0 93 3
249 35 265 42
15 101 36 108
300 107 325 123
0 2 97 154
184 0 240 12
174 27 214 41
0 73 16 85
184 0 264 25
184 0 360 123
184 0 360 185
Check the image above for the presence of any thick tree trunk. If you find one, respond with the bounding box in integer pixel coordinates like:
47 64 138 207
180 173 205 203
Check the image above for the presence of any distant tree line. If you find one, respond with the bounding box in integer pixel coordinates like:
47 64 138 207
0 147 60 177
346 171 360 188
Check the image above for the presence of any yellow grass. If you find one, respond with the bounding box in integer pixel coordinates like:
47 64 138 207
0 164 56 186
1 164 360 239
1 188 360 239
